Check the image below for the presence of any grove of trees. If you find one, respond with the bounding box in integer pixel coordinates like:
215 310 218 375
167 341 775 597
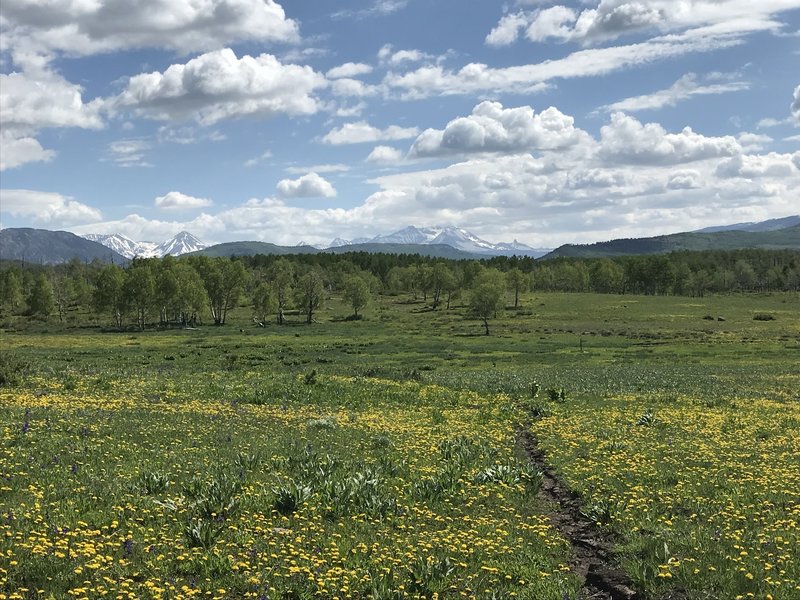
0 248 798 332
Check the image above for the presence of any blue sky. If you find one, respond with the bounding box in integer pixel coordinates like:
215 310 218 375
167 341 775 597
1 0 799 247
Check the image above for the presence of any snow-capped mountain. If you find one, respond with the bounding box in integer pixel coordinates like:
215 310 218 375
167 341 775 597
82 233 159 259
154 231 207 257
328 226 549 257
82 231 207 258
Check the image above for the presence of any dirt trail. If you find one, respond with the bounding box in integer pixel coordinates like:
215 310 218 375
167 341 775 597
518 428 640 600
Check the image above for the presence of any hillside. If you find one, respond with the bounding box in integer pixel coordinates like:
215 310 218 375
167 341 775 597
543 225 800 259
190 241 320 258
0 228 128 265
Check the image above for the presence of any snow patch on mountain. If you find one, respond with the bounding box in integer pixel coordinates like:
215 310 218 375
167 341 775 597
83 231 207 258
328 226 549 256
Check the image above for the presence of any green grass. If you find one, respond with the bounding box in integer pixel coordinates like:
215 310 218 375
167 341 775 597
1 290 798 599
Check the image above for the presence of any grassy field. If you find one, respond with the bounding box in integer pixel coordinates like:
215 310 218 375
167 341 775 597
1 291 798 599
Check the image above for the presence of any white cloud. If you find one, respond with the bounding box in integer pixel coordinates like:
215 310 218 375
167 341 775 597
409 101 591 157
107 139 152 167
330 78 379 97
526 6 579 43
0 189 102 223
599 112 741 165
492 0 798 46
285 164 350 174
366 145 404 163
0 131 55 171
384 27 746 99
792 84 800 125
737 132 773 152
0 68 104 169
333 1 408 19
2 0 299 63
603 73 750 112
155 191 213 210
276 172 337 198
715 153 799 178
326 62 373 79
486 12 531 47
321 121 419 145
113 49 327 125
377 44 434 65
69 212 224 243
244 151 273 168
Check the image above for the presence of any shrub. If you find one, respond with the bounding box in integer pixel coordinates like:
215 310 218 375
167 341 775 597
0 352 28 387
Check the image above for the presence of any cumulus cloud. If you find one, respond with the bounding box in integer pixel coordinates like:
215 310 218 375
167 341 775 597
599 113 741 165
377 45 434 65
0 189 102 223
366 146 405 163
409 101 591 157
327 63 373 79
276 173 337 198
792 84 800 125
715 153 799 178
486 12 532 47
1 0 299 62
155 191 213 210
321 122 419 145
603 72 750 112
113 49 326 125
0 69 104 169
0 132 55 171
488 0 797 46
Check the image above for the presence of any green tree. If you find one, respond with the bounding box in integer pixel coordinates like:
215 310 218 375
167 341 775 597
469 269 505 335
506 268 529 308
196 258 249 325
295 269 325 324
268 258 294 324
93 265 126 326
123 261 156 329
342 275 370 318
589 260 624 294
51 274 74 323
0 269 24 315
252 282 275 324
28 273 55 320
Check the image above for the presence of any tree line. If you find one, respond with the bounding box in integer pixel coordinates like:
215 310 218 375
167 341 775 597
1 248 798 332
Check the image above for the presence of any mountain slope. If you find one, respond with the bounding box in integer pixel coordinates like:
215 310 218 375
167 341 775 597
83 233 159 259
543 225 800 259
190 242 320 258
0 228 128 265
695 215 800 233
83 231 207 258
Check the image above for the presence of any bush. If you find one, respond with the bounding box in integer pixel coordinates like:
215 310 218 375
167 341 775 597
0 352 28 387
753 313 776 321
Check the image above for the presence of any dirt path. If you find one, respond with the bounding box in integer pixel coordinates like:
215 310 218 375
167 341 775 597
518 428 640 600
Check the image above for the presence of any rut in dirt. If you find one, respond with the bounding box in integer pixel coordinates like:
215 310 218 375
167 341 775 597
518 428 640 600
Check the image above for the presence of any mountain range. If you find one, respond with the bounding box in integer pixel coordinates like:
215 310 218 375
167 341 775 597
82 231 207 259
2 216 798 265
328 226 549 257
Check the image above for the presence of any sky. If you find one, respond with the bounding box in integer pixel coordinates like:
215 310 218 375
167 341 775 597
1 0 799 249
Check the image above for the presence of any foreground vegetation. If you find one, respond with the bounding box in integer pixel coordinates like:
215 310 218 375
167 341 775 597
1 289 798 599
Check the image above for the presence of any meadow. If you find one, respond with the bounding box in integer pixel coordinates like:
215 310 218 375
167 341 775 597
1 291 798 599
